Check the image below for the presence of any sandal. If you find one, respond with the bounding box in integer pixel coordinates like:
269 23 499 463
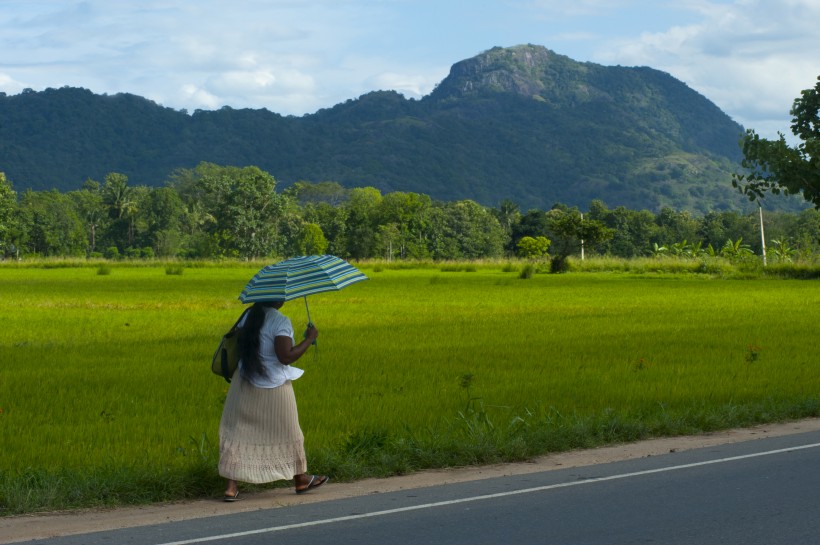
223 491 240 502
296 475 329 494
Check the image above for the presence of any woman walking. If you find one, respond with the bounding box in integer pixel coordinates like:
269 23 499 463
218 300 328 501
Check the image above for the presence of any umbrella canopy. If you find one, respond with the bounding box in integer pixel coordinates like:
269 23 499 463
239 255 368 305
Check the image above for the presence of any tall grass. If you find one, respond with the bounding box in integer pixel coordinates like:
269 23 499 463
0 264 818 514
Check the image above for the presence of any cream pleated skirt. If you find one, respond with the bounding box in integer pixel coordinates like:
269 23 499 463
218 376 307 483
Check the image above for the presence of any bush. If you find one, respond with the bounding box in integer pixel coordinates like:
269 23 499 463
103 247 120 260
550 255 570 273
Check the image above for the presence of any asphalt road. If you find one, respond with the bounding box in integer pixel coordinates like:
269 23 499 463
19 429 820 545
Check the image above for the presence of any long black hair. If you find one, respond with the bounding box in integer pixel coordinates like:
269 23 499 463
237 301 278 381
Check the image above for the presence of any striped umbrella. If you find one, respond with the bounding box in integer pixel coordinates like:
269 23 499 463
239 255 368 323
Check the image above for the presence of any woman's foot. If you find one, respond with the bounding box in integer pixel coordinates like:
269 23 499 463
294 474 329 494
224 479 240 502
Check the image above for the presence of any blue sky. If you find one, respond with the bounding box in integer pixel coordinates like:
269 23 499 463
1 0 818 141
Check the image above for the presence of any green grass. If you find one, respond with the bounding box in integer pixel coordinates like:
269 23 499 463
0 262 818 514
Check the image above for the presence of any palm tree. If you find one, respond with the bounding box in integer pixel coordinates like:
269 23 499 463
102 173 133 219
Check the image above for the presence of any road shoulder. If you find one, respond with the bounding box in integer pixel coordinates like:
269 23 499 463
2 417 819 544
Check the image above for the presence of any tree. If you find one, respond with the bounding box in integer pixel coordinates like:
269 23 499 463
275 212 306 258
297 223 328 255
101 172 136 251
697 210 757 253
511 209 550 247
302 201 348 257
429 200 506 259
493 199 521 236
546 208 614 272
732 75 820 208
193 163 283 258
141 187 186 257
786 208 820 258
655 207 699 247
102 173 134 220
376 192 431 259
516 236 550 259
17 189 87 256
344 187 382 259
587 200 657 257
375 222 401 260
125 185 150 250
67 181 107 255
0 172 18 257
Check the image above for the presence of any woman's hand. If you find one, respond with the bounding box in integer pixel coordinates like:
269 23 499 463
304 323 319 344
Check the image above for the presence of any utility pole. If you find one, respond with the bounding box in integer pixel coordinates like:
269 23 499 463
580 212 585 261
758 204 767 267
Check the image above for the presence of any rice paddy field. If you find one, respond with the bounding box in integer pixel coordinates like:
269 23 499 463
1 260 818 514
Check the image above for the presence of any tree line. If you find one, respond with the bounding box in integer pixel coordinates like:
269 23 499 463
0 163 817 264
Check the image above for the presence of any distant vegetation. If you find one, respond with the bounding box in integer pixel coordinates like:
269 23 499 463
1 167 818 265
0 44 768 212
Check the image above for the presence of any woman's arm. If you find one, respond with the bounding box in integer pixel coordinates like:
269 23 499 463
274 324 319 364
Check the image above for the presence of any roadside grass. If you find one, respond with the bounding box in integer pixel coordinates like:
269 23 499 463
0 262 818 514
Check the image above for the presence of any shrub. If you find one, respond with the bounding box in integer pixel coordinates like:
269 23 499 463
516 236 551 259
550 255 570 273
104 247 120 260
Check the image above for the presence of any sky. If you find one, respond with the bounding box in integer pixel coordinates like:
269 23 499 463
1 0 819 142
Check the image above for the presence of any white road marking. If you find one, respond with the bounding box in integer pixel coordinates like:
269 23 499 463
156 442 820 545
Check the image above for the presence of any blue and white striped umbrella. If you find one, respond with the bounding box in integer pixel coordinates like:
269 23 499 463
239 255 368 317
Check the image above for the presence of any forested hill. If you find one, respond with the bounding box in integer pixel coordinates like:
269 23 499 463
1 44 752 212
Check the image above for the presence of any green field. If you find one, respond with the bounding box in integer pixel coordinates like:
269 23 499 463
1 262 818 514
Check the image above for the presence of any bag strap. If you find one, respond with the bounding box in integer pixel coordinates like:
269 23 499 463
233 307 251 330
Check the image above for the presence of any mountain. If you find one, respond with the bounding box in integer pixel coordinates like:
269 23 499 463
0 44 760 212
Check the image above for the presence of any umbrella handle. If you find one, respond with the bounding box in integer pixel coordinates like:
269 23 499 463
304 296 317 346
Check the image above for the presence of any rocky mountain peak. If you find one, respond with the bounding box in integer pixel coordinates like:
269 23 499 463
431 44 583 100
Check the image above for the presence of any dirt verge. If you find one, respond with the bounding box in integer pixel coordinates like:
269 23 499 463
2 417 819 544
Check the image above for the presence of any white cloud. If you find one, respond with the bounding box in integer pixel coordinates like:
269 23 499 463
0 0 388 114
0 73 25 93
1 0 818 135
596 0 820 139
367 71 446 100
179 84 221 110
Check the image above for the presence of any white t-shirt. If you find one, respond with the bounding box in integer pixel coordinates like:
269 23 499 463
239 307 304 388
